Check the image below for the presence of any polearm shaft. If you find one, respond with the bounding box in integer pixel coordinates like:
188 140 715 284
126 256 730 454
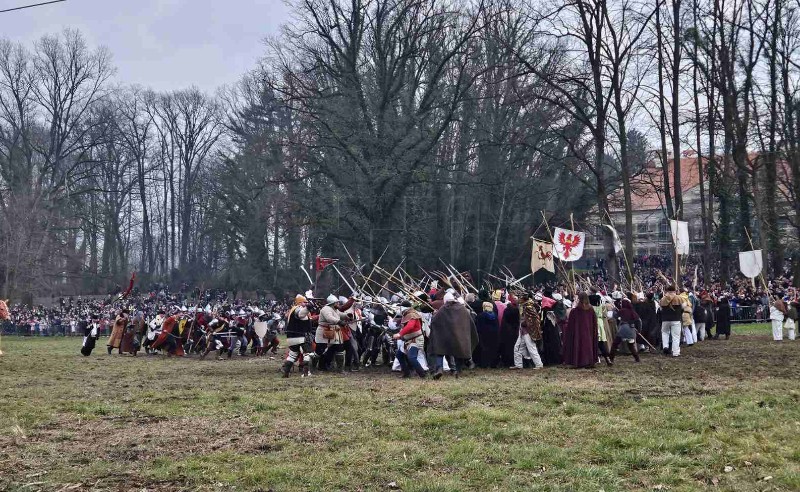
340 240 377 297
372 265 435 310
361 244 390 296
331 263 357 295
377 257 405 297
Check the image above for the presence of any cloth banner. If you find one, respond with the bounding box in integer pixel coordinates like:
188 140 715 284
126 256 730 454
315 256 338 272
531 239 555 273
669 220 690 255
552 227 585 262
253 321 269 338
603 224 624 253
738 250 763 279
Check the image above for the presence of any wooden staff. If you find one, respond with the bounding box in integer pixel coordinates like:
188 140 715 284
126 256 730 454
603 208 636 287
339 240 378 295
540 211 574 294
377 258 406 297
744 227 770 293
372 265 434 310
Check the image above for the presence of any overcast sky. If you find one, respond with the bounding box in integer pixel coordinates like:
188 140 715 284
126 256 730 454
0 0 291 92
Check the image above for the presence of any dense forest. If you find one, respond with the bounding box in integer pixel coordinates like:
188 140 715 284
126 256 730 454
1 0 799 299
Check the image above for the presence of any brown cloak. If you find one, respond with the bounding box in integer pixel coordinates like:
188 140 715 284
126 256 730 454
427 302 479 359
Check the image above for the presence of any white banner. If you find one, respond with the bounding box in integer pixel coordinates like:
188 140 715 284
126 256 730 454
669 220 690 255
552 227 586 262
531 239 555 273
603 224 623 253
738 250 763 279
253 321 269 338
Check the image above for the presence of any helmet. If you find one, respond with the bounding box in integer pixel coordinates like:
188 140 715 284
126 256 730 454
295 307 309 320
326 294 338 305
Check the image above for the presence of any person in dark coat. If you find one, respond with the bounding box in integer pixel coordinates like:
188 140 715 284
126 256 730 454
428 294 479 379
474 302 500 368
562 293 599 368
498 296 520 367
80 315 99 356
634 293 659 351
540 293 563 366
704 297 716 338
611 298 641 362
715 297 732 339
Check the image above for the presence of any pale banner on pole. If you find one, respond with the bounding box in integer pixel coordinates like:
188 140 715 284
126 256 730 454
738 250 763 279
669 220 690 255
552 227 586 262
531 239 555 273
603 224 623 253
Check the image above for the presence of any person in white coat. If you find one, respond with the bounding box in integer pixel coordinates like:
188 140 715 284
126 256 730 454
770 296 788 341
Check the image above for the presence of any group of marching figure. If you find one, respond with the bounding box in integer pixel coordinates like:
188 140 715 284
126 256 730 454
80 304 284 359
276 282 739 378
79 281 797 377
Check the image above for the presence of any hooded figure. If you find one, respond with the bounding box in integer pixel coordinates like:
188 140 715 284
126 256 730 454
540 293 563 366
428 298 479 379
715 297 732 339
473 302 500 368
498 296 520 368
634 293 659 351
562 293 599 368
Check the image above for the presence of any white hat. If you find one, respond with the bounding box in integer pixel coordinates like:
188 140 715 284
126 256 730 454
563 299 573 308
326 294 338 305
443 292 456 303
553 293 563 301
338 296 348 304
612 291 623 300
534 293 543 301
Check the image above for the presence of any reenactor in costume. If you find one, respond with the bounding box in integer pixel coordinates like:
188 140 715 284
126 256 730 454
281 295 315 377
106 309 129 355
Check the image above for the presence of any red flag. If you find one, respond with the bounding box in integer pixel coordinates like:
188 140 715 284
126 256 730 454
122 272 136 298
315 257 338 272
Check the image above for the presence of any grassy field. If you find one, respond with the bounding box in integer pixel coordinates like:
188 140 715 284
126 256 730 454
1 324 799 491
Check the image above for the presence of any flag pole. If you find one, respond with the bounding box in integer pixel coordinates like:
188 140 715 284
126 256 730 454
744 227 770 293
540 211 573 295
569 212 577 296
603 208 636 289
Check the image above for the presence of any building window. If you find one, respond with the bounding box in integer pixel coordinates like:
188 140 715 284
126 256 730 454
658 219 670 242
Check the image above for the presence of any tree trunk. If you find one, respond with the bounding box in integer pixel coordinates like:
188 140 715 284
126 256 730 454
671 0 683 219
656 3 674 219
